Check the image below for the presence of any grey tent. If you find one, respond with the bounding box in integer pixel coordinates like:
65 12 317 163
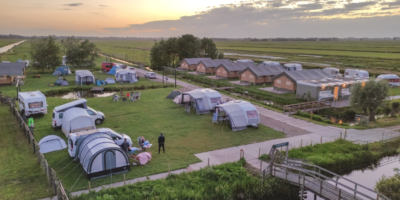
182 89 222 114
61 80 69 86
75 70 95 85
75 132 130 179
61 108 96 137
166 90 181 99
216 100 260 131
38 135 67 153
105 78 116 84
115 68 137 83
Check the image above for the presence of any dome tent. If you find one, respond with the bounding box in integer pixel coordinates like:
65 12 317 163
166 90 181 99
38 135 67 153
74 132 130 179
216 100 260 131
105 78 116 84
107 65 122 75
53 66 71 76
182 88 222 114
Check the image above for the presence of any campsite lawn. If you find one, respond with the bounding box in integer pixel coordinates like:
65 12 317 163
30 88 284 192
0 105 53 200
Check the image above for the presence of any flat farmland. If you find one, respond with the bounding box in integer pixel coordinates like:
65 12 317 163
0 38 22 48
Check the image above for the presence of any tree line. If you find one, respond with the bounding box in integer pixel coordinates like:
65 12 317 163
150 34 224 70
29 36 99 72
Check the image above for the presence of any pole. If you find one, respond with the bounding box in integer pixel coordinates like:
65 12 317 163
175 69 177 88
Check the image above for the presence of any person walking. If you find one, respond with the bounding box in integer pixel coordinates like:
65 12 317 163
120 138 130 154
158 132 165 154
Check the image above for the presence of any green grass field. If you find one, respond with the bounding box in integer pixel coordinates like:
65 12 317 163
27 88 284 192
0 106 52 200
0 38 22 48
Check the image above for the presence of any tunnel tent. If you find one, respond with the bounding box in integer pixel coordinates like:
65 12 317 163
166 90 182 99
75 132 130 179
53 66 71 76
216 100 260 131
96 80 106 86
115 68 137 83
38 135 67 153
75 70 95 85
182 88 222 114
61 108 96 137
105 78 116 84
107 65 122 75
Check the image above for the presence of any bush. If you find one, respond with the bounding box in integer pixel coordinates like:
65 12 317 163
376 168 400 200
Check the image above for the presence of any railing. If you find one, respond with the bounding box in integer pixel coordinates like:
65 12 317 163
3 98 69 200
271 160 390 200
381 128 400 143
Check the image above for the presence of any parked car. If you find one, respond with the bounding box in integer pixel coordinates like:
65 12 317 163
52 99 105 128
18 91 48 116
145 72 157 79
68 128 133 157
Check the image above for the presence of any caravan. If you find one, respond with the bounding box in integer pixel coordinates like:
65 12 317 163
344 69 369 78
18 91 48 116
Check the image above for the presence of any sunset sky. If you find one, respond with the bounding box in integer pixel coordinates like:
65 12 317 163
0 0 399 37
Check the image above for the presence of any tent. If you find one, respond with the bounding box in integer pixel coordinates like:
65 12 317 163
53 66 72 76
115 68 138 83
107 65 122 75
75 70 95 85
54 77 64 85
216 100 260 131
96 80 106 86
182 89 222 114
166 90 181 99
38 135 67 153
105 78 116 84
173 94 190 104
76 133 130 179
61 80 69 86
61 108 96 137
377 74 400 86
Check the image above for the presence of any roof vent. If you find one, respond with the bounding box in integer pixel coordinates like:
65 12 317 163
320 79 328 83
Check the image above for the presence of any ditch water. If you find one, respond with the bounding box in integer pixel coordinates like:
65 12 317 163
224 52 286 59
305 155 399 200
53 91 114 99
0 40 26 53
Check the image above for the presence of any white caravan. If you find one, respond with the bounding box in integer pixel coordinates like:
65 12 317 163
68 128 133 157
18 91 48 116
344 69 369 78
52 99 105 128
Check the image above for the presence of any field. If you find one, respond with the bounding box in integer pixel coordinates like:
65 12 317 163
0 105 52 200
0 38 22 49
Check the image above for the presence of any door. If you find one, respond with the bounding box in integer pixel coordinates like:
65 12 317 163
196 99 206 111
104 151 116 171
333 87 339 100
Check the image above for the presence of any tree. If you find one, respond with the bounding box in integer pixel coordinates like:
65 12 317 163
165 37 178 67
177 34 200 61
350 80 389 121
150 40 168 71
29 36 62 72
61 37 99 68
200 38 218 59
217 51 224 59
391 102 400 117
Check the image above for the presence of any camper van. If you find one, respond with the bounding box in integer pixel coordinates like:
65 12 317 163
322 68 341 78
344 69 369 78
52 99 105 128
18 91 48 116
68 128 133 157
283 63 302 71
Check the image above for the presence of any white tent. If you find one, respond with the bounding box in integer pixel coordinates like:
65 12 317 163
182 88 222 114
216 100 260 131
75 70 95 85
76 133 130 179
38 135 67 153
115 68 137 83
105 78 116 84
61 108 96 137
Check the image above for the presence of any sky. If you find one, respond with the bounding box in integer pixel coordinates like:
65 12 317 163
0 0 399 38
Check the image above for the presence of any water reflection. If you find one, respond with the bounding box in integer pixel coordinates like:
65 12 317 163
54 91 114 99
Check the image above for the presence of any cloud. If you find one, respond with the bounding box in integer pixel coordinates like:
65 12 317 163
59 8 72 10
99 5 107 7
63 3 83 7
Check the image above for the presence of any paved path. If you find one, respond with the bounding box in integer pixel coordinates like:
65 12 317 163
0 40 25 53
41 56 399 200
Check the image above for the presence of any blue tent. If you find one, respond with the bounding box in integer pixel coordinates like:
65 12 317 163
107 66 121 75
53 66 71 76
96 80 106 86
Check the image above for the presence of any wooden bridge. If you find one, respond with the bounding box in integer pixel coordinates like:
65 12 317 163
264 143 390 200
283 100 331 114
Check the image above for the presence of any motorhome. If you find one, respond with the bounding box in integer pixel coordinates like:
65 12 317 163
344 69 369 78
68 128 133 157
283 63 302 71
52 99 105 128
18 91 48 116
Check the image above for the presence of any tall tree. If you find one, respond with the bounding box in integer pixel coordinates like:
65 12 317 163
177 34 200 61
61 37 99 68
350 80 389 121
165 37 178 67
200 38 218 59
29 36 62 72
150 40 168 71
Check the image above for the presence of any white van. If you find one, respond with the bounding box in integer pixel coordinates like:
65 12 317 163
68 128 133 157
18 91 48 116
52 99 105 128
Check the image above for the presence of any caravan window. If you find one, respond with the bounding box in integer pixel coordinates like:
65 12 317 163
59 113 63 119
246 110 258 118
28 102 43 108
210 97 222 104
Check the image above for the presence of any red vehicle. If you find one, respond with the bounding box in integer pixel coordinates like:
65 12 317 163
102 62 114 72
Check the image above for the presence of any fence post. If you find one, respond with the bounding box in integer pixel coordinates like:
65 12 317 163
124 174 126 185
258 148 260 158
32 139 35 153
338 189 341 200
320 136 322 144
88 181 91 192
301 139 303 148
208 158 210 166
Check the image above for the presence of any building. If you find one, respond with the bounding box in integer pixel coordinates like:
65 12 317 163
215 62 256 79
239 65 285 84
179 58 212 71
0 62 25 85
296 77 368 101
271 69 329 92
196 59 231 74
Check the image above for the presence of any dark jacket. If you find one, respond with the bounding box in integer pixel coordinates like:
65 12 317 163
120 141 130 153
158 135 165 144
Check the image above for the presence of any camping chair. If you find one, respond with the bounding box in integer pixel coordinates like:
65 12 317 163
137 92 141 100
112 94 120 102
212 112 218 124
130 93 137 102
185 103 191 114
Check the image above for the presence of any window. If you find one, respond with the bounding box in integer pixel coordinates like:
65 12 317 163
276 80 281 84
28 102 43 108
210 97 222 104
87 110 95 115
286 81 292 86
59 113 63 119
242 74 246 77
246 110 258 118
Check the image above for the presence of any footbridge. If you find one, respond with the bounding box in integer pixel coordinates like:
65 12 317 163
264 143 390 200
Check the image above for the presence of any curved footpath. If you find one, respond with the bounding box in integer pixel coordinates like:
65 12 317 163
0 40 25 53
40 57 400 199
